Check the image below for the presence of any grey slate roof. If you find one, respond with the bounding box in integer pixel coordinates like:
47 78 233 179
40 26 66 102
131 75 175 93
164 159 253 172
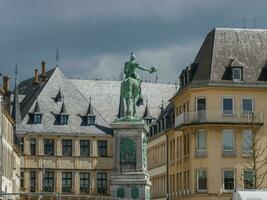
191 28 267 84
71 79 176 123
16 67 176 135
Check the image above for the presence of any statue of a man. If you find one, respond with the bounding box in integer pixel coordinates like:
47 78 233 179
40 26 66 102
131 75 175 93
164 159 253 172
121 52 157 118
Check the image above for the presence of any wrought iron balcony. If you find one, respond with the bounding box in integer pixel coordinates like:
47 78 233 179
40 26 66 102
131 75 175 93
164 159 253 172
175 110 264 128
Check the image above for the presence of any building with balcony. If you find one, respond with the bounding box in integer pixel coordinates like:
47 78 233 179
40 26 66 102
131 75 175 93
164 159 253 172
11 61 175 198
147 28 267 200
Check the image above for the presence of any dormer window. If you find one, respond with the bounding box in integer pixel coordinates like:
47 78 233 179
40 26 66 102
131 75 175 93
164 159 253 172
57 102 69 125
232 67 242 81
30 100 43 124
33 114 42 124
87 115 95 125
84 97 96 126
60 115 69 125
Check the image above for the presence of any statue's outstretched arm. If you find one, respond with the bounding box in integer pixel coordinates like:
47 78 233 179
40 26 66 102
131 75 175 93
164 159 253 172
136 64 157 73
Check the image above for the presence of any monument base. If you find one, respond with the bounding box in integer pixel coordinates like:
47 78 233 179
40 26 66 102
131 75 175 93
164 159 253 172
110 171 151 200
110 119 151 200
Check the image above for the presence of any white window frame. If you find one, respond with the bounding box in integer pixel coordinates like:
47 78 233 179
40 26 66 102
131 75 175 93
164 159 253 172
241 97 254 115
222 97 234 115
195 129 207 152
222 129 235 152
223 169 235 192
232 67 242 81
196 169 208 192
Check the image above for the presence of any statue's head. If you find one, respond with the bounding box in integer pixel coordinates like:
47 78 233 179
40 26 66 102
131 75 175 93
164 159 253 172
130 52 136 61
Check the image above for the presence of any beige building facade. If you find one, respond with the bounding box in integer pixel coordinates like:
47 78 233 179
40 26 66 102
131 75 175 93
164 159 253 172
20 133 113 195
0 86 21 200
11 61 175 198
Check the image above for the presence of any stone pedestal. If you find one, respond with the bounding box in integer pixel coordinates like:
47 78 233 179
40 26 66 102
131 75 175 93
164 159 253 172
110 119 151 200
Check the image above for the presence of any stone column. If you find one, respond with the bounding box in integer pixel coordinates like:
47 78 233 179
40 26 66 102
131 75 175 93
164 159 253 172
56 171 62 193
56 138 61 156
74 139 80 156
91 171 97 194
92 138 98 157
74 171 79 194
24 137 30 155
37 137 43 156
24 171 30 192
37 170 43 192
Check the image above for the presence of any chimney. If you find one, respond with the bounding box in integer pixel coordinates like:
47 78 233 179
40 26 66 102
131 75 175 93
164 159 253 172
34 69 39 84
2 75 11 113
3 75 10 94
41 60 46 79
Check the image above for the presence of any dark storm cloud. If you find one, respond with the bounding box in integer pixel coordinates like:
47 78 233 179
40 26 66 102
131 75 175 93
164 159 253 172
1 0 267 85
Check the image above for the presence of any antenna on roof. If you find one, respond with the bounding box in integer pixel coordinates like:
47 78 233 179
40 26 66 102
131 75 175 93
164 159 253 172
56 48 59 66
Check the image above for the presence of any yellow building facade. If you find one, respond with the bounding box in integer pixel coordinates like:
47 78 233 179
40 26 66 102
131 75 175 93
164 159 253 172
148 28 267 200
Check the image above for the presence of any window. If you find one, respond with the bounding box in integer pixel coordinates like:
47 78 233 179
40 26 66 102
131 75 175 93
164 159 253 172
223 129 235 152
242 98 253 114
242 130 252 154
20 171 24 189
97 173 107 194
60 115 68 125
44 139 54 156
62 140 72 156
197 170 207 191
244 170 255 189
223 170 235 190
232 68 242 81
196 130 207 152
30 138 36 155
80 173 90 193
44 171 54 192
98 141 107 157
33 114 42 124
222 97 234 115
80 140 90 156
30 171 36 192
62 172 72 193
87 116 95 125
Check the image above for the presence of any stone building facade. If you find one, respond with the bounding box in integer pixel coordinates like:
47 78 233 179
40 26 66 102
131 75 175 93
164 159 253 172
0 84 21 200
11 62 175 198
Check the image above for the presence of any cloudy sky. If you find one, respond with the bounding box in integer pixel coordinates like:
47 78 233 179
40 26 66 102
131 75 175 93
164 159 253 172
1 0 267 85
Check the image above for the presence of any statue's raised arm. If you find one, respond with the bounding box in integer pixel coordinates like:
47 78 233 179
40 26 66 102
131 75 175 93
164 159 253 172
136 64 157 74
121 52 158 119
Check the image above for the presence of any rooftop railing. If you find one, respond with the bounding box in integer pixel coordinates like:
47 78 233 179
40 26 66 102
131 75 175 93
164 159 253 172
175 110 264 128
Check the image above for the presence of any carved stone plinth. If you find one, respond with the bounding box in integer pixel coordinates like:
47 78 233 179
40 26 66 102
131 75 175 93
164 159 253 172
110 119 151 200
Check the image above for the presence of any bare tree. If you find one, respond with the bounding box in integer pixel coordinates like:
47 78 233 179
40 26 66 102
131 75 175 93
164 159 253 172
240 114 267 189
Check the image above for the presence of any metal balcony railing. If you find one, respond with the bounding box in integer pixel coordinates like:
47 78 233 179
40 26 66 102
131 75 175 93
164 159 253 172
175 110 264 128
